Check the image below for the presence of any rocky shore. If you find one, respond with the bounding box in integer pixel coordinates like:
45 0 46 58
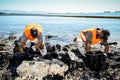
0 35 120 80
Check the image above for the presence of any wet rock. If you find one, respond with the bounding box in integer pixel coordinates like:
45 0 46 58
13 40 24 53
115 57 120 62
8 36 16 41
45 35 54 39
56 44 61 51
45 35 57 39
43 74 63 80
1 37 120 80
71 48 82 58
0 40 6 51
60 52 83 74
16 60 68 80
62 45 70 51
0 40 6 47
44 52 58 60
0 70 13 80
0 39 13 54
45 43 54 52
0 53 10 70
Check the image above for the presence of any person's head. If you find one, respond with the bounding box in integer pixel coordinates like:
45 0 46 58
30 28 38 38
24 23 42 38
102 29 110 41
97 29 110 41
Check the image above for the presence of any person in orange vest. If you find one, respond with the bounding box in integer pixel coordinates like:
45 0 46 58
14 23 47 57
74 28 110 57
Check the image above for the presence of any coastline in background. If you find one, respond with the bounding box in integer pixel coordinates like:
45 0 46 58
0 10 120 19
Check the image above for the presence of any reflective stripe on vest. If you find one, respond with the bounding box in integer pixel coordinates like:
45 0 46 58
78 28 102 45
24 24 42 40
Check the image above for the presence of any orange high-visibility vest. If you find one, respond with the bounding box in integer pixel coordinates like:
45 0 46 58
78 28 102 45
24 24 42 40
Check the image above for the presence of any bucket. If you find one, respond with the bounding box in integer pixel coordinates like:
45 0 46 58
85 51 104 71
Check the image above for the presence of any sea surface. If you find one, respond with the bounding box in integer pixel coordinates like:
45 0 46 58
0 13 120 46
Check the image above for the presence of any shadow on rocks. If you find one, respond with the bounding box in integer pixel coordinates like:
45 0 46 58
43 74 63 80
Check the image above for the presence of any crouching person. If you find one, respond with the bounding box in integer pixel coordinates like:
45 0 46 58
74 28 110 57
74 28 110 68
13 23 47 57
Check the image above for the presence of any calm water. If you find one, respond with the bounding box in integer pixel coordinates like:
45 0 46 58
0 15 120 46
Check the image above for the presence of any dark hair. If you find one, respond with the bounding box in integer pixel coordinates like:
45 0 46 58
102 29 110 41
30 28 38 38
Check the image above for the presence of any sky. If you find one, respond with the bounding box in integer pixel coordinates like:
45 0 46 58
0 0 120 13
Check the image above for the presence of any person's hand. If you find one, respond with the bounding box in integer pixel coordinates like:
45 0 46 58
31 46 36 52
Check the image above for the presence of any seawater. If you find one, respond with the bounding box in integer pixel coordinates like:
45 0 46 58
0 15 120 46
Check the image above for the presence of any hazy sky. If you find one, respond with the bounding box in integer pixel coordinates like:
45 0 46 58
0 0 120 12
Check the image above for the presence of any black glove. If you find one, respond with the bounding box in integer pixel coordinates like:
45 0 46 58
23 47 29 53
73 37 77 42
102 53 108 61
103 53 107 57
31 46 36 52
